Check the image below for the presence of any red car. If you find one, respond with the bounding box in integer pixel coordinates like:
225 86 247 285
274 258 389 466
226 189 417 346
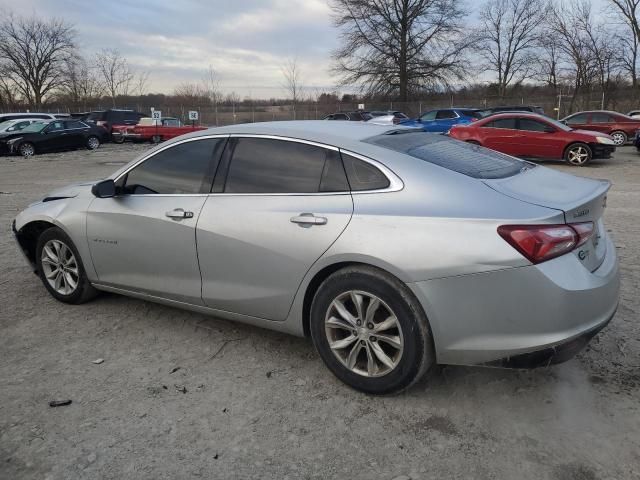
112 117 207 144
560 110 640 146
448 113 616 166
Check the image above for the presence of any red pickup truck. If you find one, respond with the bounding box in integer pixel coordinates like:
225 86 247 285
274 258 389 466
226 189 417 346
112 117 207 144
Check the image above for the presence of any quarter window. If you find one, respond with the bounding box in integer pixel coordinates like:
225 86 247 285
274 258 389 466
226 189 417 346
123 138 223 194
341 153 390 191
225 138 334 193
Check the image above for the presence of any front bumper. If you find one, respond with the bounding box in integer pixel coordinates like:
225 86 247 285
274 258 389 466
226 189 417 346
409 233 620 366
590 143 616 158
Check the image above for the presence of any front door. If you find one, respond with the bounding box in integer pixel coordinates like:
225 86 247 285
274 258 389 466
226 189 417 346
40 121 70 151
516 117 566 159
197 137 353 321
87 136 226 304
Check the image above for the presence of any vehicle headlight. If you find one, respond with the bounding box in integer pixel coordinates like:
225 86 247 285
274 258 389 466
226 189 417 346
596 137 615 145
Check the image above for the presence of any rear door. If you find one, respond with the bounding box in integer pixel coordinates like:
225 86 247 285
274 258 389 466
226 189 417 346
196 136 353 321
478 117 521 155
433 110 458 132
589 112 614 134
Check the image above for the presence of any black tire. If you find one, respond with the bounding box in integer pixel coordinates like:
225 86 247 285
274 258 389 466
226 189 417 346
112 133 125 144
564 142 593 166
86 135 100 150
310 266 435 394
18 142 36 157
610 130 627 146
35 227 98 304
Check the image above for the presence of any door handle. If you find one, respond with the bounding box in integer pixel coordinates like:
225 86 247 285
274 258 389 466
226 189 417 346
165 208 194 220
290 213 327 227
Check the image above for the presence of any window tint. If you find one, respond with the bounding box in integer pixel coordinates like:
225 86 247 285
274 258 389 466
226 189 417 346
123 138 222 194
46 121 65 132
436 110 457 119
341 153 390 191
320 150 350 192
590 113 612 123
566 113 588 124
518 119 551 132
65 120 86 129
484 118 517 129
225 138 329 193
365 131 528 179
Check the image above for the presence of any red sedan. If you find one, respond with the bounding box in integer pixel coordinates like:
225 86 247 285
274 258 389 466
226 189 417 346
561 110 640 146
448 113 616 166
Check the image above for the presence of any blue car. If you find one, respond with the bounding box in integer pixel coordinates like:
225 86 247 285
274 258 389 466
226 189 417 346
401 108 484 133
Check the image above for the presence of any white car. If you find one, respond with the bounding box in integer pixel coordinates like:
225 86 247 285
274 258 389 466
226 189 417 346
0 118 39 134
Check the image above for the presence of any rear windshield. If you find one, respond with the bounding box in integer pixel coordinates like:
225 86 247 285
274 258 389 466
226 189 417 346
364 131 530 179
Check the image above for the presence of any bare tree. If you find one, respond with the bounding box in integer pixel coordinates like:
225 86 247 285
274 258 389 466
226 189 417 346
0 13 76 108
475 0 549 97
94 48 134 106
534 34 562 90
133 70 151 97
201 64 221 125
60 56 103 110
608 0 640 90
281 57 303 119
331 0 469 101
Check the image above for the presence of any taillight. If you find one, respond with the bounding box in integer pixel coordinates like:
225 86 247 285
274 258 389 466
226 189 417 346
497 222 594 264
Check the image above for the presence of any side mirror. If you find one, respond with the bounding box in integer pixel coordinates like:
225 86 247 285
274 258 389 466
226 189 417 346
91 179 116 198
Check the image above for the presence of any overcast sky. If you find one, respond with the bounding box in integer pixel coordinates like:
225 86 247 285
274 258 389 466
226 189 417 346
2 0 611 98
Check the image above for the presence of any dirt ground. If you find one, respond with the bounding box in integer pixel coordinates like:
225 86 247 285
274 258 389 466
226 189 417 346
0 143 638 480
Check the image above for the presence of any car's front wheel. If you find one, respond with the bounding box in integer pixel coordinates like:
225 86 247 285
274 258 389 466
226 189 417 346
36 227 98 304
564 143 592 166
19 142 35 157
86 135 100 150
310 266 435 394
610 130 627 146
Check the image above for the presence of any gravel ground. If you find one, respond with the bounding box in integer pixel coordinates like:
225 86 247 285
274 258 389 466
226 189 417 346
0 143 638 480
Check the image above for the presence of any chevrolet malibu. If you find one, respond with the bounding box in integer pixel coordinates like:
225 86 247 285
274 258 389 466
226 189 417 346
12 122 619 394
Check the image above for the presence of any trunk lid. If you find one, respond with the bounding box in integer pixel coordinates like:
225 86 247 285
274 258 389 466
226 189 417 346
484 166 610 271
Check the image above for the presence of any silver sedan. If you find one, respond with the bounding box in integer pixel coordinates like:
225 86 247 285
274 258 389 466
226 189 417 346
13 121 619 394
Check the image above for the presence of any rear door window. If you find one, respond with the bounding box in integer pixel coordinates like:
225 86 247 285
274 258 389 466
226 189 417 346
365 131 528 179
65 120 87 129
123 138 224 194
484 118 517 129
225 138 341 193
590 113 613 123
518 119 550 132
436 110 457 119
565 113 588 125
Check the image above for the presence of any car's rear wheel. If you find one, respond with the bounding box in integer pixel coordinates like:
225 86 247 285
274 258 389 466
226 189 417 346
112 134 125 144
310 266 435 394
86 135 100 150
564 143 592 166
19 142 35 157
610 130 627 146
36 227 98 304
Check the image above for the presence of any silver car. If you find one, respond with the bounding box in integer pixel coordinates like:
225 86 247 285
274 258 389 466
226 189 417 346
13 121 619 394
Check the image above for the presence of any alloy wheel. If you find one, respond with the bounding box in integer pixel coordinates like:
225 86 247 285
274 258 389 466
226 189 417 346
611 132 626 146
567 145 589 165
87 137 100 150
324 290 404 377
20 143 34 157
40 239 79 295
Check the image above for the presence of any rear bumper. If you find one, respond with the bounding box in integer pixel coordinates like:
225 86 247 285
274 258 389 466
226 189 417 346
409 233 620 366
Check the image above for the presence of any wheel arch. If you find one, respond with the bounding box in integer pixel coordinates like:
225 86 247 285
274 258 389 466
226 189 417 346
14 219 58 271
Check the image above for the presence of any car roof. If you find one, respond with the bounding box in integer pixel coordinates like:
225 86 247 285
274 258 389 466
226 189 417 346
479 112 550 120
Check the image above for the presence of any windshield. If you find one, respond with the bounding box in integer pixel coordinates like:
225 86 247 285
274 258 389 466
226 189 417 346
19 121 49 133
544 117 573 131
0 120 14 131
365 131 530 179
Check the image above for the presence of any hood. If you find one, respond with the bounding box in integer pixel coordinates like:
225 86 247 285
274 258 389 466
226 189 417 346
572 129 612 139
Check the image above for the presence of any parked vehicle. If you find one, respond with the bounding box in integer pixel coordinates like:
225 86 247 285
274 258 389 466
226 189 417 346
323 111 373 121
449 113 616 166
401 108 483 133
368 111 409 124
112 117 207 144
560 110 640 146
85 109 145 135
0 119 106 157
0 119 39 134
627 110 640 119
13 121 619 394
479 105 545 116
0 112 59 123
